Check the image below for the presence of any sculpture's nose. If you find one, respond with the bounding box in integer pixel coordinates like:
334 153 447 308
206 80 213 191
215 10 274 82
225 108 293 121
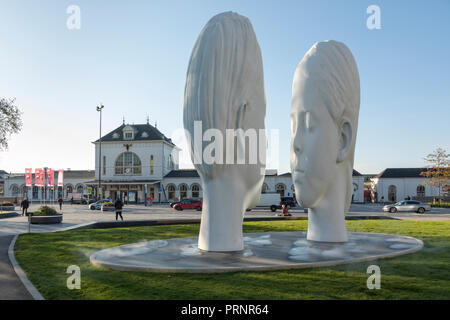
292 132 303 156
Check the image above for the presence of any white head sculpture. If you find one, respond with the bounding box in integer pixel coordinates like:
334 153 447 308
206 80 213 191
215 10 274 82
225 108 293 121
184 12 266 251
290 40 360 242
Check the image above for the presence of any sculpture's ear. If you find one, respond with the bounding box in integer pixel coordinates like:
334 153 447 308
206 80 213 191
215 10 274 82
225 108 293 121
337 117 353 163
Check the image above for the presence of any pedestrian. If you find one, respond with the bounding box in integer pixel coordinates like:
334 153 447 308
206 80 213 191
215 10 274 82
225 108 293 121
70 197 73 205
282 204 292 217
115 198 123 221
381 196 384 204
58 197 63 211
20 197 29 216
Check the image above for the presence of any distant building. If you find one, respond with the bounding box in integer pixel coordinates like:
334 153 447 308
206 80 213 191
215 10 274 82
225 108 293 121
371 168 448 202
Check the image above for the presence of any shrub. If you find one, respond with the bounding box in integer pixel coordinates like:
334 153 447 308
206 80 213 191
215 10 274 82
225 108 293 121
34 206 58 216
1 201 14 206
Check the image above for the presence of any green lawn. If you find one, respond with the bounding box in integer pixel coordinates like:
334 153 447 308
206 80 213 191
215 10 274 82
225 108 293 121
14 220 450 300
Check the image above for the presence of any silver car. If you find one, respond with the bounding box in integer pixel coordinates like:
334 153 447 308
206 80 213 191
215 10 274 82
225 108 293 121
89 199 109 211
382 200 431 214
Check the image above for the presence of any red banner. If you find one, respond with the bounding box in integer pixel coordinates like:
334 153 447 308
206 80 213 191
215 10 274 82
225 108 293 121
47 168 54 187
35 168 44 186
57 170 64 187
25 168 32 187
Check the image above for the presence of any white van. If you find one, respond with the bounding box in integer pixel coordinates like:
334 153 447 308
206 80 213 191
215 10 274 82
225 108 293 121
248 193 281 212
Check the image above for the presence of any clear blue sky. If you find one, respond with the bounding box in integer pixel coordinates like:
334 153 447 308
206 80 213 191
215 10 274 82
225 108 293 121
0 0 449 174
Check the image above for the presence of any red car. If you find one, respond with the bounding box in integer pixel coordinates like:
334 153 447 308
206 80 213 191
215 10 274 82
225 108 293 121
173 199 202 211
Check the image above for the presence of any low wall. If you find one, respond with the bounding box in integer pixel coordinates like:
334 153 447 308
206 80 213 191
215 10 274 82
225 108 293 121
0 206 16 211
30 214 63 224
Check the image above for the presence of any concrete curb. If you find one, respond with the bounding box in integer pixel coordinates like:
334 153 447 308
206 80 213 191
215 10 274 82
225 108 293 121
45 215 395 233
0 212 20 219
7 235 45 300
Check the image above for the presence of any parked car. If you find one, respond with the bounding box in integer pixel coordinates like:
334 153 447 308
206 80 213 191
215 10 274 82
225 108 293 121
81 197 96 205
382 200 431 214
89 199 110 211
169 200 181 208
280 197 297 208
173 199 202 211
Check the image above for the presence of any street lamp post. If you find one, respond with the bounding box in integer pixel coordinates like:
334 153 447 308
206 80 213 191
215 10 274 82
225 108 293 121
96 104 104 200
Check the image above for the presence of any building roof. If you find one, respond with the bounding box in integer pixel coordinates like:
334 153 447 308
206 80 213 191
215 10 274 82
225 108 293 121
376 168 428 179
94 123 175 146
84 179 160 185
276 169 363 178
8 170 95 180
164 169 199 178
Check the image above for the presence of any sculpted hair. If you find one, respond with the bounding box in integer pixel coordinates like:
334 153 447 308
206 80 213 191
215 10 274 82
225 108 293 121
183 12 266 179
296 40 360 210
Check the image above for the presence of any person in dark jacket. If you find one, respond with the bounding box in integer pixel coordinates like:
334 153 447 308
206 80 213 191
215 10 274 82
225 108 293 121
114 198 123 221
20 198 29 216
58 197 63 211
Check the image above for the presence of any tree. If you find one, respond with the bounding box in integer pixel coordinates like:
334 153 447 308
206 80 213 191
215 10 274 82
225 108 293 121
0 98 22 150
420 148 450 206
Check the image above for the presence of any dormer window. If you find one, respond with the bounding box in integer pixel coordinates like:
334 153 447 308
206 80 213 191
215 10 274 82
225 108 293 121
112 133 119 139
122 125 136 141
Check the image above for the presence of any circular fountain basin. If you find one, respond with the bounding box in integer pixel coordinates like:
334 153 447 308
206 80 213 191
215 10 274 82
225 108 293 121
90 231 423 273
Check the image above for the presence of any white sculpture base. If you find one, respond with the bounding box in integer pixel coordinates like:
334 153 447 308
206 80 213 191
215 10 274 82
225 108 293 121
90 231 423 273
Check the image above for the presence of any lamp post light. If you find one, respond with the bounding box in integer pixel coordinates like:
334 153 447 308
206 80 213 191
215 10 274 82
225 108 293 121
96 104 104 200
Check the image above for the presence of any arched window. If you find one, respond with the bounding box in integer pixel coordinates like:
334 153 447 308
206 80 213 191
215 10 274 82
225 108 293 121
417 185 425 197
115 152 142 175
33 186 39 199
150 155 154 175
66 185 73 198
22 186 27 197
11 185 19 197
191 184 200 198
76 185 84 194
388 185 397 202
179 184 188 199
167 184 176 200
261 183 268 194
276 184 286 197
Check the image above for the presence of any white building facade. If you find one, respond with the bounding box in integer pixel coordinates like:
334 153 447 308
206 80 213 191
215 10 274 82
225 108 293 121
371 168 448 202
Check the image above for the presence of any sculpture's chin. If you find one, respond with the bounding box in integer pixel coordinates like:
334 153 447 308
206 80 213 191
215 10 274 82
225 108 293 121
296 189 320 209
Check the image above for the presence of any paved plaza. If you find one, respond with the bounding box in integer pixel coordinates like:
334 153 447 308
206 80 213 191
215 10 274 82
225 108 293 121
1 203 449 237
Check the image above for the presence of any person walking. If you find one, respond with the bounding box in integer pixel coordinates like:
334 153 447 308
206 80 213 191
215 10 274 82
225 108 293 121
282 204 292 216
115 198 123 221
58 197 63 211
20 197 29 216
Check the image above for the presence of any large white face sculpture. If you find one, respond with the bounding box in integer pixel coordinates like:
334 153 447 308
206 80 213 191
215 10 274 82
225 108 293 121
184 12 266 251
290 40 360 243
